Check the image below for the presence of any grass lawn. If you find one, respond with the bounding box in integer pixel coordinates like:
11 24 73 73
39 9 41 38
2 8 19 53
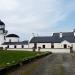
0 50 43 68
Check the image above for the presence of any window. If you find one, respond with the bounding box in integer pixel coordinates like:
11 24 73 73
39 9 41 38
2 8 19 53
7 45 9 48
42 45 45 48
51 43 54 48
14 45 16 48
9 39 11 42
22 45 24 48
4 36 6 40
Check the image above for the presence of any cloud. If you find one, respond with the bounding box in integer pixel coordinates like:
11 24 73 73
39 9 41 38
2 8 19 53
0 0 18 11
0 0 75 39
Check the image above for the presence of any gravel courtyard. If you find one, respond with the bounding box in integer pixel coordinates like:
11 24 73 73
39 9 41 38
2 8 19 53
6 53 75 75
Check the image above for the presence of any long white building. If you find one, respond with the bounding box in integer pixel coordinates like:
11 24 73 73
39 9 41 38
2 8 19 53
0 20 75 53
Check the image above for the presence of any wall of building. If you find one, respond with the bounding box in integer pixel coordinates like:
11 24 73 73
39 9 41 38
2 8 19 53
24 45 28 48
72 43 75 51
29 43 34 48
54 43 61 48
60 40 71 49
29 43 51 48
7 48 33 51
6 37 19 42
29 42 71 49
2 44 28 49
0 34 5 45
37 43 51 48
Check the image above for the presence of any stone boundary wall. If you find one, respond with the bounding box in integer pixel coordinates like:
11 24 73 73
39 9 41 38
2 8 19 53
7 48 70 53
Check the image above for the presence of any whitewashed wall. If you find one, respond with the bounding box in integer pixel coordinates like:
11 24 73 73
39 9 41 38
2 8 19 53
7 48 70 53
54 43 61 48
29 42 71 49
16 45 28 48
16 45 21 48
24 45 28 48
29 43 34 48
6 37 19 42
0 34 5 45
1 45 7 49
61 40 71 48
29 43 51 48
9 45 14 48
37 43 51 48
2 44 29 49
72 43 75 51
7 48 33 51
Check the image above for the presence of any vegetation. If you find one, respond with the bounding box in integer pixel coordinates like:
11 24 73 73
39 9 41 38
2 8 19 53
0 50 44 68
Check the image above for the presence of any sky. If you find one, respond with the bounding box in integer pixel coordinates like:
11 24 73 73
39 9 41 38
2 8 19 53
0 0 75 40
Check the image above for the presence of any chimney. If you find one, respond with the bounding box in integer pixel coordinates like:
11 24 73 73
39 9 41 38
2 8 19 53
73 29 75 36
60 32 62 38
74 32 75 36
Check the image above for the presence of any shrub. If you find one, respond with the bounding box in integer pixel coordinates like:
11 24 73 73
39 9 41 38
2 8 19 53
0 47 3 50
32 47 36 52
38 47 41 52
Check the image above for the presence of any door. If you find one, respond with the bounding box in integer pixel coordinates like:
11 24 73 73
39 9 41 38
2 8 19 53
64 44 67 48
42 45 45 48
34 43 37 49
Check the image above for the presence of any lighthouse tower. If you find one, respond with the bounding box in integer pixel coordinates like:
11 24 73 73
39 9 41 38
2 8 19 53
0 20 8 45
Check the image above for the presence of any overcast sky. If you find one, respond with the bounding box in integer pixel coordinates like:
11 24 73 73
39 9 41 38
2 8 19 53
0 0 75 40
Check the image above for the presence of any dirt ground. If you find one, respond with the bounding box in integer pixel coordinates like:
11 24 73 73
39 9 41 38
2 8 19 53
5 53 75 75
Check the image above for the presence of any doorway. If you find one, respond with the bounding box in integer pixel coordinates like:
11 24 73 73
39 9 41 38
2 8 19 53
64 44 67 48
42 45 45 48
34 43 37 49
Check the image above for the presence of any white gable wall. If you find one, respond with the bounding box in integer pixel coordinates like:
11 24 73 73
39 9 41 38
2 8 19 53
61 40 71 48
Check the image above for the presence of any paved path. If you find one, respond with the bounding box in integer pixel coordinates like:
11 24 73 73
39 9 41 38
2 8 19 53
6 53 75 75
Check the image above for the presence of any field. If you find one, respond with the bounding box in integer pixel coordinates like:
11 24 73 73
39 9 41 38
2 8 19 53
0 50 43 68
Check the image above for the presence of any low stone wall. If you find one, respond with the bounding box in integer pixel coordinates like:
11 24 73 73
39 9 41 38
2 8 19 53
7 48 70 53
7 48 33 51
40 48 70 53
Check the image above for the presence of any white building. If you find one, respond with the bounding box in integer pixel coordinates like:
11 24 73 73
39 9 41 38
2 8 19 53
29 31 75 53
0 20 8 45
0 20 28 49
0 20 75 53
2 34 28 49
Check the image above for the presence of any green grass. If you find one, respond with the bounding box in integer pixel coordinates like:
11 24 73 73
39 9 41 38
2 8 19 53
0 50 43 68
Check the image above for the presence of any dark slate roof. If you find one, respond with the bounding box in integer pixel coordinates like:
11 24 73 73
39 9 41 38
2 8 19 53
0 20 5 25
53 32 74 37
30 36 51 43
62 32 74 37
2 41 28 45
30 32 75 43
53 33 59 37
61 36 75 43
30 36 62 43
6 34 19 38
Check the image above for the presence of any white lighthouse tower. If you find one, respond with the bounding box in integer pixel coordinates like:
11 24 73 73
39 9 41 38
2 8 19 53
0 20 8 45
